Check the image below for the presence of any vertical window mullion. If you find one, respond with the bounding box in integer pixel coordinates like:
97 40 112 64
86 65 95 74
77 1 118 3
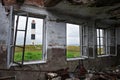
108 29 111 55
82 26 86 56
7 6 14 68
115 28 117 56
82 26 84 56
13 15 19 63
80 26 83 57
87 26 89 57
42 19 46 60
93 26 95 58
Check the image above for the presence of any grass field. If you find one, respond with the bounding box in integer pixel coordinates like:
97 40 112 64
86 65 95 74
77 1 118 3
66 46 80 58
14 45 42 62
14 45 80 62
97 48 104 55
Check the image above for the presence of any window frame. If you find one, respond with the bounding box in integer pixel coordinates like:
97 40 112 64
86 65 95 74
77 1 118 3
66 23 96 61
8 10 47 67
81 24 95 59
96 28 106 56
66 23 84 61
107 27 117 56
96 27 117 57
81 25 89 58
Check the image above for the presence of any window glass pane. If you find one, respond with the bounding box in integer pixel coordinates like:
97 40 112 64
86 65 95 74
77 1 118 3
100 29 104 37
66 23 80 58
16 31 25 45
100 46 104 54
14 15 27 30
100 38 103 45
97 46 100 55
97 38 99 45
97 29 99 37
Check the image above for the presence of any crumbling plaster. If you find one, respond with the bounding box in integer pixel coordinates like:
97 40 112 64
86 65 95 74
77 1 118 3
0 1 120 80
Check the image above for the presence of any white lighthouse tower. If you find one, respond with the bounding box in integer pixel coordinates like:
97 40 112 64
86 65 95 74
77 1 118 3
31 20 36 45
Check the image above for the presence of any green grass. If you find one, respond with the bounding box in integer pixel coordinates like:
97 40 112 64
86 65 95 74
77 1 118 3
67 51 80 58
14 51 42 62
14 45 42 62
66 46 80 58
14 45 80 62
97 48 104 55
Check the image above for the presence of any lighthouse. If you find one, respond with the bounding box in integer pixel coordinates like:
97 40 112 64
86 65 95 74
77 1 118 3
31 20 36 45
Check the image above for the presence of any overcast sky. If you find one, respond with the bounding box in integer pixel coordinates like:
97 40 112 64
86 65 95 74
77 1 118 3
67 23 80 46
15 16 81 46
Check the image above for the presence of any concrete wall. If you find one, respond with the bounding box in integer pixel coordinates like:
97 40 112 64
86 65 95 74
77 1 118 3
0 3 9 69
0 3 119 80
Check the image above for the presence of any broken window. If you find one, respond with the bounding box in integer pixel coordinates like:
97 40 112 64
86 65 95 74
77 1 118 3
66 23 81 59
8 11 46 66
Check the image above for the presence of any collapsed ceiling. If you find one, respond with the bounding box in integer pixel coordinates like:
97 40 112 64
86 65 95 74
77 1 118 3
1 0 120 24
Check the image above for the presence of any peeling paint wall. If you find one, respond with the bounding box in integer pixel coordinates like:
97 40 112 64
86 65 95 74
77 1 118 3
0 3 9 69
0 3 120 80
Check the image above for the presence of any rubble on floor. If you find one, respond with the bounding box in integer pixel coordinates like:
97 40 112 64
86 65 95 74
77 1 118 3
45 65 120 80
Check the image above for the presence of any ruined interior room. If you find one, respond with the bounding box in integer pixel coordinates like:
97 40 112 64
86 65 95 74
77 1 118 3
0 0 120 80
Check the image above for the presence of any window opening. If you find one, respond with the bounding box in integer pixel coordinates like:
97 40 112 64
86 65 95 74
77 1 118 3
13 13 45 65
66 23 81 59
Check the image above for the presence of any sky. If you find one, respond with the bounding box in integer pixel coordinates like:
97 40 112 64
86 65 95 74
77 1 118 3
66 23 80 46
14 16 80 46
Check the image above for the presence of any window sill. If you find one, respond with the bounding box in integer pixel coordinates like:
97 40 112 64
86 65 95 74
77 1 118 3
110 54 117 56
11 60 47 66
67 57 85 61
98 54 110 57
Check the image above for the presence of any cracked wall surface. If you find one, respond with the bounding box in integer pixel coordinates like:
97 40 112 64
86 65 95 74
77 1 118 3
0 1 120 80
